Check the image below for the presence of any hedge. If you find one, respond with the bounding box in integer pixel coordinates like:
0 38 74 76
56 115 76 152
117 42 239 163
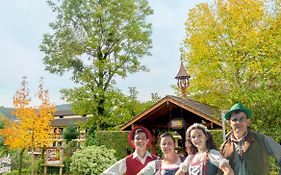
94 129 225 159
94 131 133 160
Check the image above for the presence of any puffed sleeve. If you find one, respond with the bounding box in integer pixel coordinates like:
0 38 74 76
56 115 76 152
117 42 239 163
101 158 126 175
179 155 192 173
138 160 157 175
208 149 229 168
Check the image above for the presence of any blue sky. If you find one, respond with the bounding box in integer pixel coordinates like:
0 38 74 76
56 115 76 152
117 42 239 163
0 0 212 108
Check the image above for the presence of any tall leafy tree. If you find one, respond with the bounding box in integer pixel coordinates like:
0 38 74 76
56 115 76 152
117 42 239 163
181 0 280 139
91 87 155 130
40 0 153 129
0 77 55 175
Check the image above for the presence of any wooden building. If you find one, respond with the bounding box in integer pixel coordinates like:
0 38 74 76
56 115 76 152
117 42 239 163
120 95 222 154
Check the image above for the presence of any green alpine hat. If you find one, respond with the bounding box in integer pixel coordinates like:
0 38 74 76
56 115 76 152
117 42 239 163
224 103 253 120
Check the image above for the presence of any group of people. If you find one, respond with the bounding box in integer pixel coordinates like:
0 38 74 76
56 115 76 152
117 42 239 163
102 103 281 175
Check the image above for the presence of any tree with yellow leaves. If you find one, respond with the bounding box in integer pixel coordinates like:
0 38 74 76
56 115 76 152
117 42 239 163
0 76 55 175
181 1 280 172
181 0 280 136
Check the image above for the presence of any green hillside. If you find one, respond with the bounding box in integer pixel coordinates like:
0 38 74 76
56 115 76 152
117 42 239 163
0 106 16 120
56 104 72 111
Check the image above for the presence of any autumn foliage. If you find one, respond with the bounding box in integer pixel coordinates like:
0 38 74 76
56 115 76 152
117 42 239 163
181 0 280 139
0 76 55 150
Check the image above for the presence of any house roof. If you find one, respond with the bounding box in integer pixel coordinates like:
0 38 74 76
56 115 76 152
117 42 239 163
120 95 222 131
169 96 219 117
54 110 75 116
50 117 88 127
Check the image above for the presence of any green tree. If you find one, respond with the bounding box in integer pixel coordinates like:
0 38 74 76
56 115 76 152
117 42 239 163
181 0 280 139
93 87 155 130
40 0 153 129
0 115 9 156
63 123 80 142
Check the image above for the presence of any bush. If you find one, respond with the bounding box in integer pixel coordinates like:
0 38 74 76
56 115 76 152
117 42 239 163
94 131 133 160
63 141 79 174
3 168 31 175
3 150 43 175
70 145 117 175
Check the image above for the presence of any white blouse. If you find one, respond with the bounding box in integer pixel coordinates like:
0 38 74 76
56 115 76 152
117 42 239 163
179 149 229 173
139 156 183 175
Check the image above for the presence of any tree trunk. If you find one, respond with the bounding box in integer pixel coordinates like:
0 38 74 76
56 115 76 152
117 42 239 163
40 146 46 174
31 130 35 175
97 98 105 130
18 148 25 175
31 147 34 175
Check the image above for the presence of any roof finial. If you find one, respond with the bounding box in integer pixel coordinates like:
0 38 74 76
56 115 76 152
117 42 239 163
175 56 190 98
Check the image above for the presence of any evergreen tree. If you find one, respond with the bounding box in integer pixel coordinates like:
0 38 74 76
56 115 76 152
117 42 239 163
63 123 80 142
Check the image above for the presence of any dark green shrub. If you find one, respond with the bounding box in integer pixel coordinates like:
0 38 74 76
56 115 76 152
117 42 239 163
63 141 79 174
63 123 80 142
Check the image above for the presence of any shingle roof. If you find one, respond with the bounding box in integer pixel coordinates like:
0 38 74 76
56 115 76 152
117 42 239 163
120 95 221 131
167 95 220 118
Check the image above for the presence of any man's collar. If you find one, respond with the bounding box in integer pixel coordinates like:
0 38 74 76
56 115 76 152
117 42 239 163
231 130 248 142
132 151 152 159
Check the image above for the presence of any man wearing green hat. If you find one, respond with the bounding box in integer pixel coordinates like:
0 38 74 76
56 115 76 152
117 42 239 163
220 103 281 175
